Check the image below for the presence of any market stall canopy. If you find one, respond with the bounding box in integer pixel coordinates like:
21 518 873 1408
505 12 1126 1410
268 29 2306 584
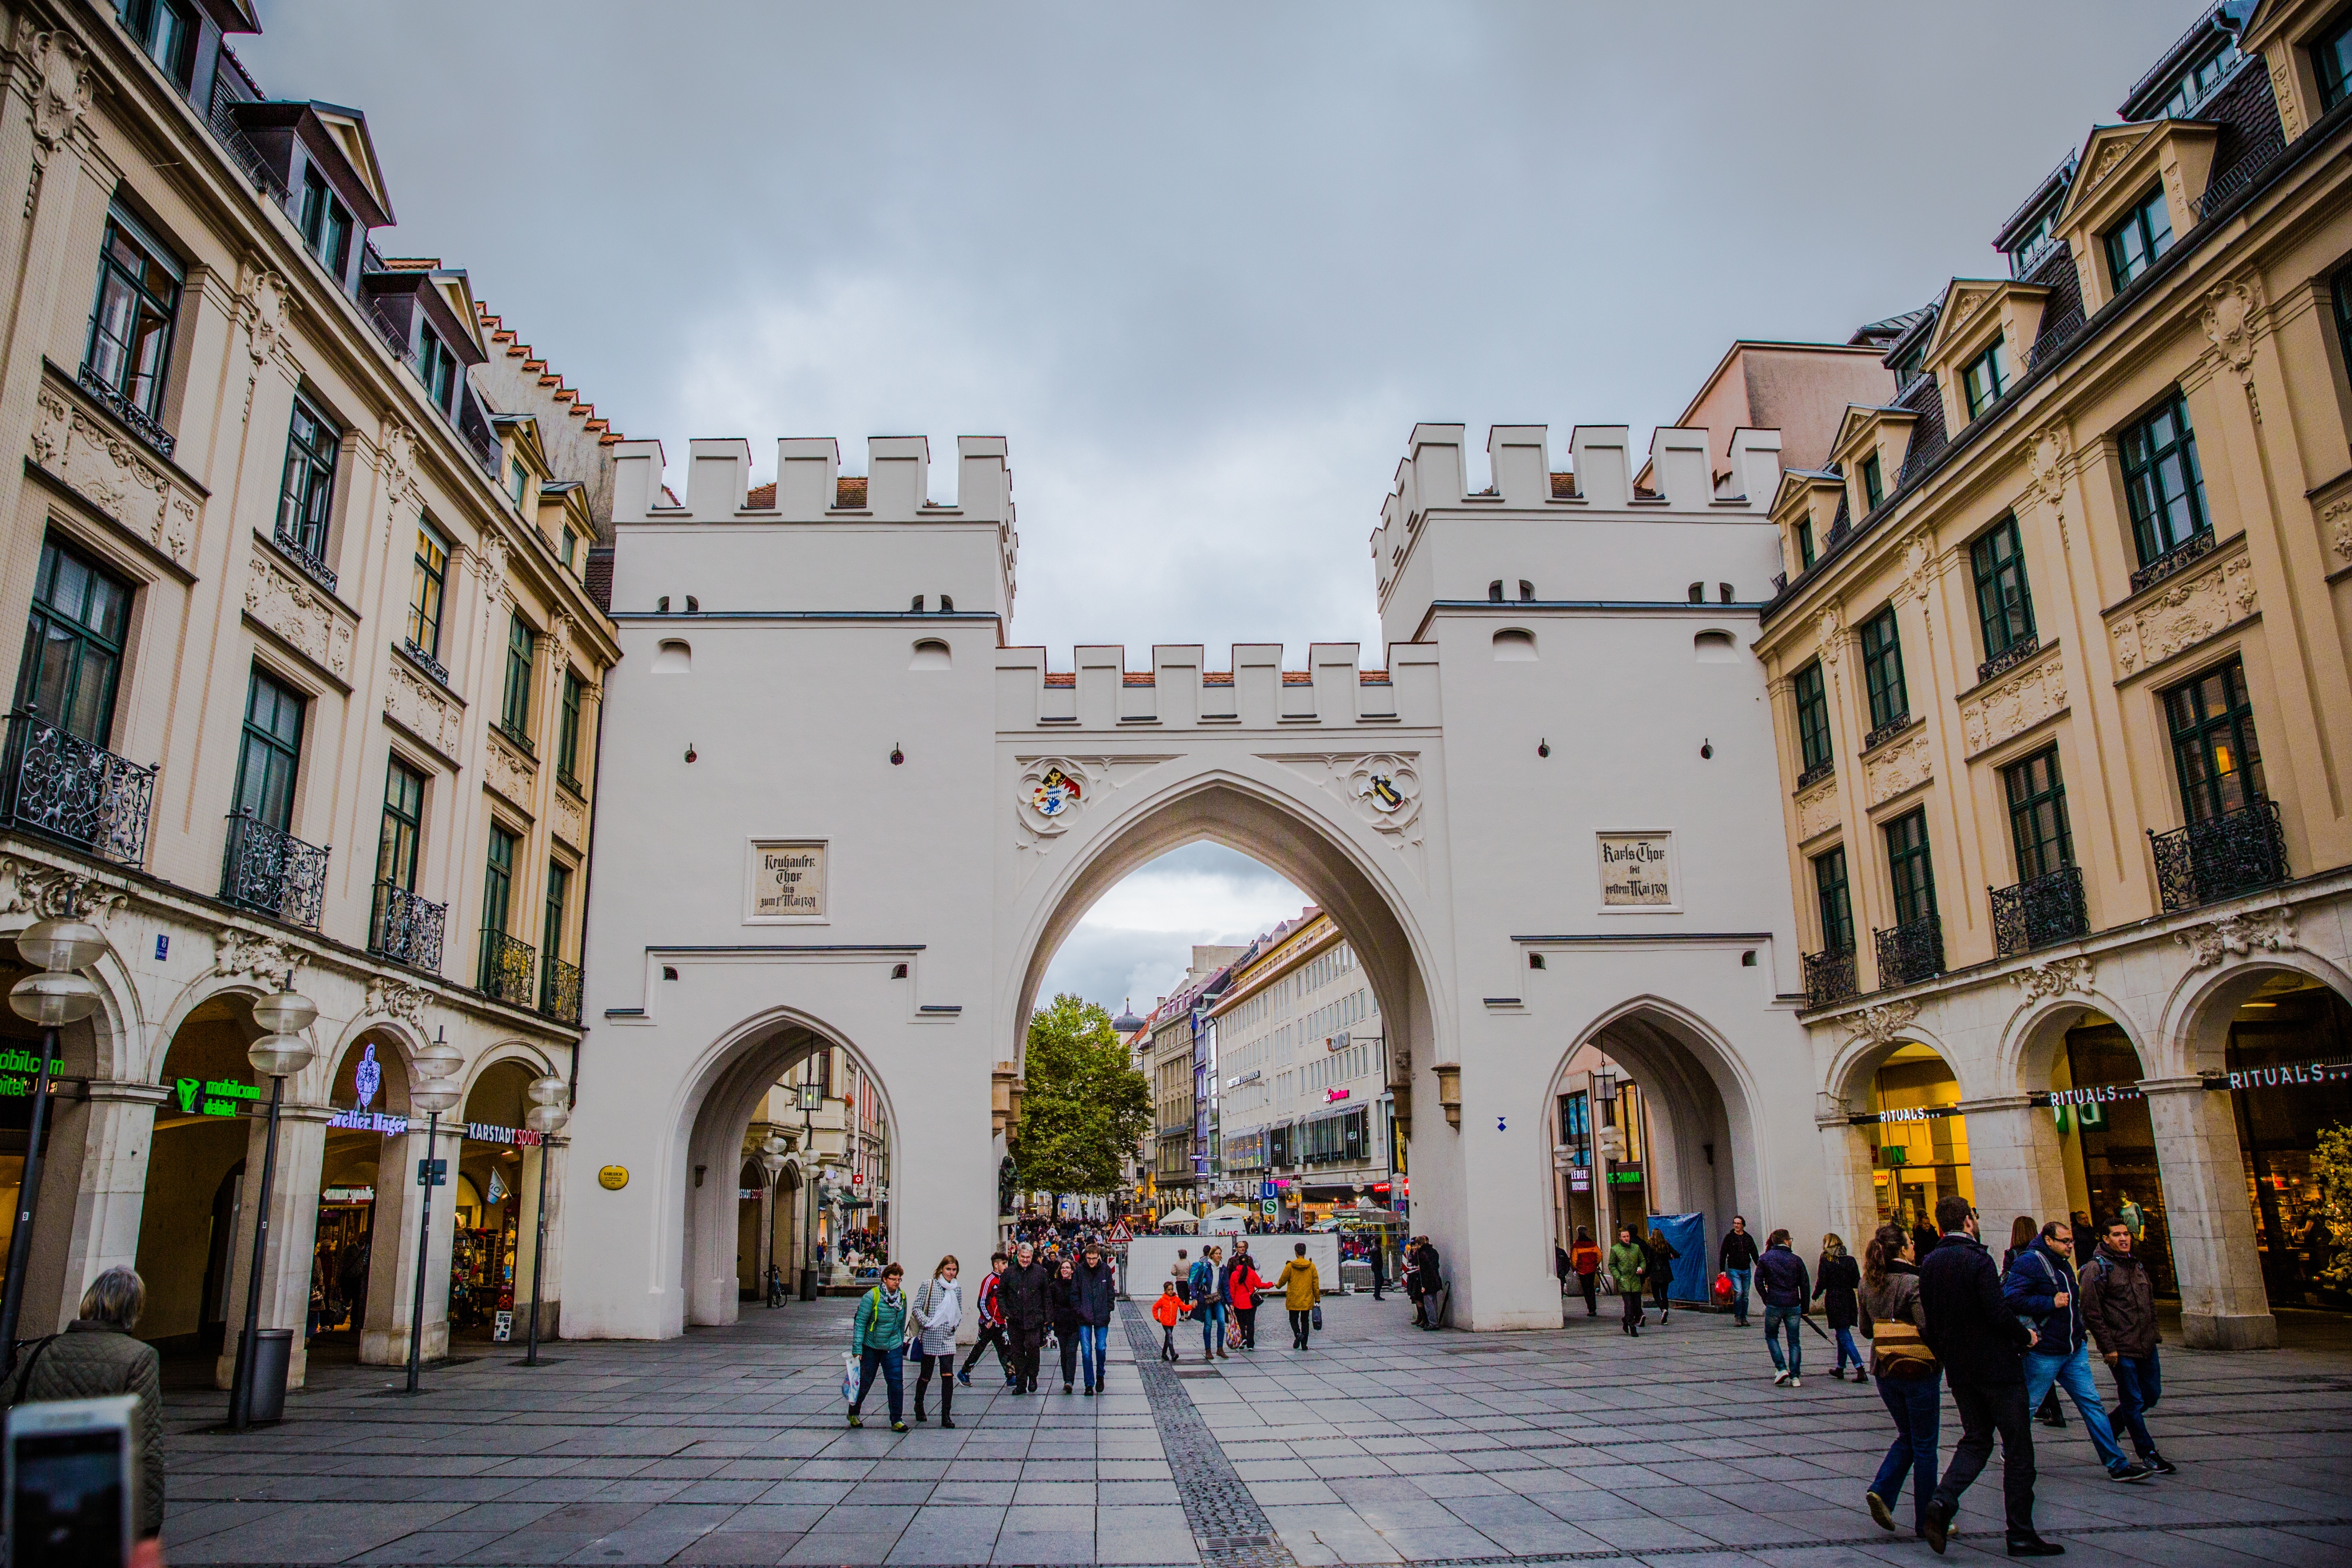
1155 1208 1200 1229
1202 1203 1252 1222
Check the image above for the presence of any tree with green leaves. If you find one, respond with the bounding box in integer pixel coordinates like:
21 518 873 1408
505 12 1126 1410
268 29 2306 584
2315 1122 2352 1286
1010 993 1154 1198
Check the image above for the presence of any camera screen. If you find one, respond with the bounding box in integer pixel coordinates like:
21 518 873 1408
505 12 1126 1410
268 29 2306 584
11 1429 125 1567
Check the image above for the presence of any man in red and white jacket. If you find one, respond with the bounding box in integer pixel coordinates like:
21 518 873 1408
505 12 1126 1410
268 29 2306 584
956 1252 1014 1389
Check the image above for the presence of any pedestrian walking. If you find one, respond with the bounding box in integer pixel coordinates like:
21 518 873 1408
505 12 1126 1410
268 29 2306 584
1859 1223 1939 1539
909 1256 962 1427
1719 1216 1759 1328
1000 1241 1051 1395
1073 1241 1117 1393
1643 1227 1681 1322
1226 1243 1269 1351
2003 1219 2151 1483
956 1251 1015 1389
1411 1237 1442 1329
1756 1229 1811 1385
1170 1247 1192 1304
1050 1258 1085 1392
1405 1236 1428 1325
1279 1241 1321 1349
1152 1280 1184 1359
1815 1233 1864 1381
1912 1214 1940 1266
1190 1245 1230 1360
1608 1225 1647 1336
1569 1228 1602 1318
846 1262 910 1431
2004 1216 2067 1429
1919 1195 2058 1557
1369 1237 1387 1300
3 1266 165 1540
2079 1215 2173 1476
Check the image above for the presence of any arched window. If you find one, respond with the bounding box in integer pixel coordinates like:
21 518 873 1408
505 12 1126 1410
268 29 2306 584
910 638 951 671
1492 628 1536 661
652 639 691 674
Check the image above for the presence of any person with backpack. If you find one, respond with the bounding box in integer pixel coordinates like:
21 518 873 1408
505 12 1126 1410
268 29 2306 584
1151 1280 1184 1360
956 1252 1014 1389
2004 1216 2067 1429
1278 1242 1321 1349
1569 1228 1602 1318
1608 1225 1648 1335
1643 1228 1681 1322
1071 1241 1118 1393
1756 1229 1812 1386
908 1256 961 1426
2079 1214 2173 1477
1719 1216 1759 1328
1919 1195 2057 1557
5 1266 164 1540
1815 1232 1864 1381
846 1263 910 1430
2002 1218 2151 1484
1858 1223 1937 1539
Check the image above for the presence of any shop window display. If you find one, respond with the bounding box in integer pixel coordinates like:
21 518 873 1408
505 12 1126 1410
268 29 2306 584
1869 1044 1973 1232
2226 978 2352 1310
2054 1017 2176 1297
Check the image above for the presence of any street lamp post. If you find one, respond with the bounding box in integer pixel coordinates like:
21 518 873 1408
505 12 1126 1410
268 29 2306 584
521 1072 569 1366
759 1134 788 1306
403 1031 465 1395
796 1079 820 1301
0 919 105 1370
228 975 319 1431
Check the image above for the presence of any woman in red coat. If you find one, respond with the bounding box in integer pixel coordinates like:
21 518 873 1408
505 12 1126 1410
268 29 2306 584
1224 1245 1272 1351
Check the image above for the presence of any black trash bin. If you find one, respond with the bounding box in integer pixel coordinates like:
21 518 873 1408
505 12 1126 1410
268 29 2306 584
246 1329 293 1424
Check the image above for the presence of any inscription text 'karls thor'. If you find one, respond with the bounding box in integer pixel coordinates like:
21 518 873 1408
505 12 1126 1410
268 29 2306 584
1598 833 1674 907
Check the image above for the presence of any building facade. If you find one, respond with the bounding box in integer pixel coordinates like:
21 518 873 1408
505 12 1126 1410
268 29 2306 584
1751 0 2352 1349
0 0 619 1383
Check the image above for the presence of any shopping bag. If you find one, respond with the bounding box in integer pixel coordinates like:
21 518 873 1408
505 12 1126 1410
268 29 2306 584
1311 1303 1323 1332
1712 1272 1733 1305
842 1353 862 1403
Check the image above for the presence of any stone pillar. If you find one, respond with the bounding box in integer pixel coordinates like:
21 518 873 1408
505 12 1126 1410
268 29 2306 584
213 1101 330 1390
1817 1104 1877 1248
1957 1095 2066 1231
58 1082 169 1328
360 1114 460 1368
2143 1076 2276 1350
510 1136 565 1340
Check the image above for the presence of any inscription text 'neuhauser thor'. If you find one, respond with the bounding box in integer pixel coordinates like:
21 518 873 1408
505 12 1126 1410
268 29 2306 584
748 841 827 921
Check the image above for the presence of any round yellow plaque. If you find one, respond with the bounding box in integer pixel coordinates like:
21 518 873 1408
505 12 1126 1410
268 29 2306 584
597 1165 629 1190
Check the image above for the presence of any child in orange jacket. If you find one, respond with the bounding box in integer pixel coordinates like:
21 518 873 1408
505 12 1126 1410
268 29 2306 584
1151 1281 1183 1361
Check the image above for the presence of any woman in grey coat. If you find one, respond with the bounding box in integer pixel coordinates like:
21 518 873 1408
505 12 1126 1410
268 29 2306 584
5 1266 165 1538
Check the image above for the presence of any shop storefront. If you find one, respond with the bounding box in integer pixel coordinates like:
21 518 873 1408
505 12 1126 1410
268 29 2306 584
2221 978 2350 1310
2052 1017 2176 1296
1863 1044 1973 1234
1554 1068 1652 1243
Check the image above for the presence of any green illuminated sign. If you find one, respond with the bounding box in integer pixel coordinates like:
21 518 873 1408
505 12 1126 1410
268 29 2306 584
173 1077 259 1117
0 1048 66 1097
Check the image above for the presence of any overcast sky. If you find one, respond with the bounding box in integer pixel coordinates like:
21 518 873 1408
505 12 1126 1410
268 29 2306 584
245 1 2196 1009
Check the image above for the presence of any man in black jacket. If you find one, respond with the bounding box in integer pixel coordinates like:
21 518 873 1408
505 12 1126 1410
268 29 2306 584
1719 1217 1759 1328
1071 1243 1118 1394
997 1242 1051 1395
1917 1195 2058 1557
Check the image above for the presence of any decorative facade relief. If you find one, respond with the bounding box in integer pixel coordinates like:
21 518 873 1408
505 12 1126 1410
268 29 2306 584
16 18 92 216
1265 753 1426 847
363 976 429 1029
1795 778 1840 841
2012 956 2094 1005
473 533 511 609
384 661 463 758
551 784 587 850
29 384 195 561
2177 906 2297 968
245 549 354 680
1961 650 2067 757
0 856 125 922
1864 730 1932 806
2020 423 2073 546
2323 495 2352 564
2109 550 2256 676
212 928 303 984
1842 999 1920 1049
2200 275 2264 385
485 728 537 813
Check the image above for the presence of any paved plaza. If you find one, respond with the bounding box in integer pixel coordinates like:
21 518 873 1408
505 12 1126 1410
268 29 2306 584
153 1291 2352 1567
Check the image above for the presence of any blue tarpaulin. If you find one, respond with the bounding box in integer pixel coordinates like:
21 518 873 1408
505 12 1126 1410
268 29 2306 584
1653 1212 1709 1303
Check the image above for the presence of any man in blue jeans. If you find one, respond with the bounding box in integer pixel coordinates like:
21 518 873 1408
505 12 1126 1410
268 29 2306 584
2002 1219 2151 1483
1071 1243 1118 1395
2080 1216 2175 1475
1755 1228 1811 1386
1720 1216 1759 1328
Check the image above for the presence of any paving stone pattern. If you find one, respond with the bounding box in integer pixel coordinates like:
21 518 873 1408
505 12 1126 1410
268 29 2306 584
151 1289 2352 1566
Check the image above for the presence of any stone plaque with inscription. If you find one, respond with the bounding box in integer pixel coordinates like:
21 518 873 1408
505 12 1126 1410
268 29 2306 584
1597 833 1674 908
747 841 827 921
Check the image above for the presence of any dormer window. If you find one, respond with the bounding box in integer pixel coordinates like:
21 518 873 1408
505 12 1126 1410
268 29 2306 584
2147 38 2239 121
1961 337 2009 420
1893 342 1929 392
1860 452 1885 513
509 459 529 506
298 169 354 283
417 330 458 414
1795 516 1816 571
2320 14 2352 112
118 0 196 88
2104 186 2173 291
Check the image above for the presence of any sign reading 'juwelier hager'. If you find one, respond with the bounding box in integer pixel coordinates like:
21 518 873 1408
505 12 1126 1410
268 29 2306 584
747 840 827 921
1597 833 1675 908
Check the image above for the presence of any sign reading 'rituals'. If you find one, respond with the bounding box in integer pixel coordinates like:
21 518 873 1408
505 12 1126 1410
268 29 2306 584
749 840 827 921
1598 833 1675 907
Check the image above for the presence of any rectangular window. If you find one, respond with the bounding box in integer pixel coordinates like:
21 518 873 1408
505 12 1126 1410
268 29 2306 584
1794 517 1816 571
501 614 536 740
233 667 305 832
1859 607 1909 733
561 528 579 571
1813 846 1855 955
377 757 425 891
407 523 449 663
1894 343 1928 391
2318 14 2352 113
275 393 340 566
1794 662 1832 774
1960 336 2009 420
118 0 196 86
297 168 353 282
2334 265 2352 384
1883 809 1937 928
1860 452 1885 512
509 459 529 506
1970 514 2037 661
2003 747 2074 881
2164 658 2266 824
2105 186 2174 292
417 330 458 413
556 668 584 788
543 860 570 964
482 823 515 936
2120 393 2209 567
84 207 182 422
15 535 133 744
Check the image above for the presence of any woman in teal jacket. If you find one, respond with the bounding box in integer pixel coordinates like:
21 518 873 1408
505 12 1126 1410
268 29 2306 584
848 1262 910 1430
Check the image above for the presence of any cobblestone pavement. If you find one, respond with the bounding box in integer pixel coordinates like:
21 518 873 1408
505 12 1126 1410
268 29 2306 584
152 1289 2352 1566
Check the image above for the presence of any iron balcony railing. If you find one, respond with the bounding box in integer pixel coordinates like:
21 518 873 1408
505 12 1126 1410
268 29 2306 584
272 519 339 594
0 712 155 867
368 880 446 973
399 638 450 687
205 73 290 208
1990 864 2089 957
1977 633 2041 687
479 929 536 1008
1874 915 1945 989
540 957 582 1026
2149 799 2288 912
1796 760 1835 791
1863 712 1915 753
74 361 175 460
2129 528 2217 596
220 810 329 929
2196 123 2288 221
1802 948 1857 1009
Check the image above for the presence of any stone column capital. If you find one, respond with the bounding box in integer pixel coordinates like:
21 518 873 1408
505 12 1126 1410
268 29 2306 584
1956 1094 2039 1115
83 1079 169 1107
2136 1076 2213 1099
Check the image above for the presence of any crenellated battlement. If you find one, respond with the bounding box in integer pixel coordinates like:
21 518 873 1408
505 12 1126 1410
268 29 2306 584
610 434 1017 525
994 643 1436 730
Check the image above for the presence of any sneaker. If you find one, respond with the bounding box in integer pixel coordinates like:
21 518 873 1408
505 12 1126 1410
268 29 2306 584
891 1421 908 1433
1772 1371 1790 1386
1063 1380 1074 1393
1867 1492 1895 1532
2144 1452 2177 1475
1789 1376 1802 1388
956 1370 971 1388
847 1409 863 1428
2106 1462 2153 1483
